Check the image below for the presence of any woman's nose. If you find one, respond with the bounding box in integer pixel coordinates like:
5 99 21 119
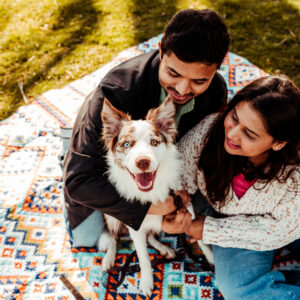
227 125 240 141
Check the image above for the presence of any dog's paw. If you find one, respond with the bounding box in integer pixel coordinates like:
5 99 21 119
159 245 176 259
102 254 115 272
139 275 153 297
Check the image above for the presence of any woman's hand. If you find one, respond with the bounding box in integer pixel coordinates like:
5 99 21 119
161 209 193 234
186 215 205 242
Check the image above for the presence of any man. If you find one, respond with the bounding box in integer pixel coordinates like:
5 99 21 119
63 9 230 247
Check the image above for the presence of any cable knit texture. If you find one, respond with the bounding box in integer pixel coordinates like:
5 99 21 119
178 114 300 251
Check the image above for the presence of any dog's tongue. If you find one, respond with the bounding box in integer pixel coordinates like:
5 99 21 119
136 172 154 187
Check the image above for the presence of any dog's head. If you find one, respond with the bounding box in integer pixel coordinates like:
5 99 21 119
101 97 177 193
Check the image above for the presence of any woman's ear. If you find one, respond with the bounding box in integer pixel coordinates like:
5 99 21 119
272 141 287 151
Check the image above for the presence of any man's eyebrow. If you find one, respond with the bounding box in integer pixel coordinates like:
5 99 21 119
168 66 208 81
234 108 260 137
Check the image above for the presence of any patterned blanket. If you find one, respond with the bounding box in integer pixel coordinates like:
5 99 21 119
1 34 298 300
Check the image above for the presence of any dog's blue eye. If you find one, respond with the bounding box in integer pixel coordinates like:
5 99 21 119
123 142 130 148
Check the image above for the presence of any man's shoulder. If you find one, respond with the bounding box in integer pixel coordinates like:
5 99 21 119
194 71 227 111
211 71 227 90
101 50 160 87
86 49 161 121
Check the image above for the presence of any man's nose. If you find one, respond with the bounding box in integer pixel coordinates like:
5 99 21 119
175 80 191 96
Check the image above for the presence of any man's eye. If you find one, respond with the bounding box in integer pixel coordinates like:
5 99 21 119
123 142 131 148
193 80 205 85
151 139 159 146
168 71 179 77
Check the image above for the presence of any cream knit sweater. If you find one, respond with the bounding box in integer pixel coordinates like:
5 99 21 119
178 114 300 251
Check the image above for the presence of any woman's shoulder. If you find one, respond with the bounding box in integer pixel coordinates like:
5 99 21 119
257 164 300 196
178 113 219 154
188 113 219 139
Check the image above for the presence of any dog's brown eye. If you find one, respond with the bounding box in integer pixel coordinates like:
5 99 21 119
151 139 159 146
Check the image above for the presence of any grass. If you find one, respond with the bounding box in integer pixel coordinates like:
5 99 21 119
0 0 299 120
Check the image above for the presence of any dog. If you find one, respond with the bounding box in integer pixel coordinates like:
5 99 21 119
99 96 182 296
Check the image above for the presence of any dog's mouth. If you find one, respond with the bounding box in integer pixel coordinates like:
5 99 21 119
127 169 158 192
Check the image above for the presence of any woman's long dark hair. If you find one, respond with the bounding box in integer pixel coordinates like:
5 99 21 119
199 76 300 208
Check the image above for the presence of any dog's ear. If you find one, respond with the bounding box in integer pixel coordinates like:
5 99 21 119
101 98 131 145
146 96 177 141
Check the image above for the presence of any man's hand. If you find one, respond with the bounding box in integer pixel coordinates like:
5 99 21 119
147 190 190 216
161 209 193 234
173 190 191 206
147 195 177 215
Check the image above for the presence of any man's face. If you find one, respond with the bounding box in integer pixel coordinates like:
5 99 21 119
158 51 218 105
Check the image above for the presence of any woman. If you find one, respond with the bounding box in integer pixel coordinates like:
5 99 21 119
162 76 300 300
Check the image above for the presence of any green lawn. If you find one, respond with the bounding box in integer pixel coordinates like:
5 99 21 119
0 0 299 120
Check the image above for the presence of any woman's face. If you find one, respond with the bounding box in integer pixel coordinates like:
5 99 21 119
224 101 284 166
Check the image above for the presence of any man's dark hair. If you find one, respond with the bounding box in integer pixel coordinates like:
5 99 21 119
161 9 230 68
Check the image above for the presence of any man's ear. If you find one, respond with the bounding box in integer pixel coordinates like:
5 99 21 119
158 42 162 59
158 34 165 59
272 141 287 151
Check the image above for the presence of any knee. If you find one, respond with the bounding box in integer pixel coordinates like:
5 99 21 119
212 245 275 300
71 228 100 248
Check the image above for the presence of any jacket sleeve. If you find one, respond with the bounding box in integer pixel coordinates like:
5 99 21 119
203 173 300 251
63 86 150 231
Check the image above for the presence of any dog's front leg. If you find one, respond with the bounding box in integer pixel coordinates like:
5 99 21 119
198 240 214 265
101 231 118 272
128 227 153 297
148 233 176 258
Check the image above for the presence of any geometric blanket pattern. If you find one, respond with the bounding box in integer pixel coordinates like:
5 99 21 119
1 34 298 300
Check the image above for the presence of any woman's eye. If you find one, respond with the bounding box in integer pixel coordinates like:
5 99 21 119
151 139 159 146
123 142 130 148
244 130 256 140
232 114 238 123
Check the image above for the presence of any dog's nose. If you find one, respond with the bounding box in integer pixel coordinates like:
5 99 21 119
135 156 151 171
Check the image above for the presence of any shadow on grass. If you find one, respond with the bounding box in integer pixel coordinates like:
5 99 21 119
1 0 101 119
131 0 177 44
212 0 300 86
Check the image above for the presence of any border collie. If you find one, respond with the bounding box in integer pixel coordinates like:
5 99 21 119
99 97 181 296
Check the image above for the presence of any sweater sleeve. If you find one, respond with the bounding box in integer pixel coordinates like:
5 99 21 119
203 173 300 251
178 114 218 194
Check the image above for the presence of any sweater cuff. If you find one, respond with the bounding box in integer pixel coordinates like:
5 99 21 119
202 216 222 245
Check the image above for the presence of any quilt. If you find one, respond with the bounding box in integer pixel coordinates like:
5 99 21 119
0 34 298 300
